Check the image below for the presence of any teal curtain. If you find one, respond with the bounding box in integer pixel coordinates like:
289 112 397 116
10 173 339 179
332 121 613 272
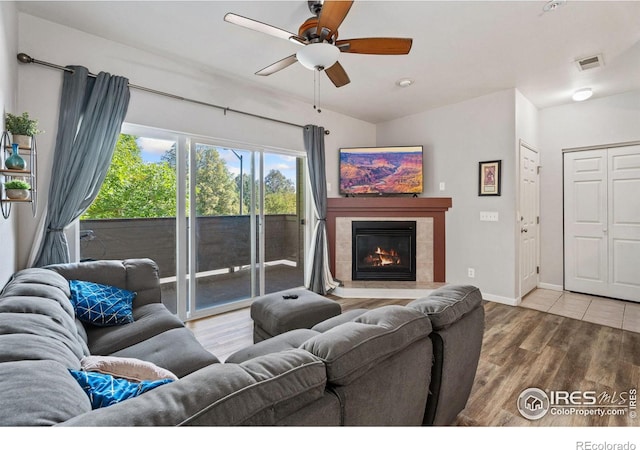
304 125 339 294
33 66 130 267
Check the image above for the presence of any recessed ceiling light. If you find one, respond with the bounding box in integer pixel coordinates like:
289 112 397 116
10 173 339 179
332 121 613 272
572 88 593 102
543 0 566 13
396 78 414 88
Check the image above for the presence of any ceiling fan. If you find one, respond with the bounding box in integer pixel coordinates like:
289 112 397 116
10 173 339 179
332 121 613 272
224 0 413 88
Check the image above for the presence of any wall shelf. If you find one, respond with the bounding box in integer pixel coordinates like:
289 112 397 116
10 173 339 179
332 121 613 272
1 131 38 219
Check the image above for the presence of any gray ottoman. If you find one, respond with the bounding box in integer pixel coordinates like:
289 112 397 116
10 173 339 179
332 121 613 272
251 288 342 342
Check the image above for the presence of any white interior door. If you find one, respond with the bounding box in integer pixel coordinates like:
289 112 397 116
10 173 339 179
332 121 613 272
607 145 640 301
519 142 539 297
564 149 608 296
564 145 640 302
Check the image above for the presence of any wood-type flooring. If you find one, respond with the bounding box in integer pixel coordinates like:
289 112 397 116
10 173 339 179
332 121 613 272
187 296 640 426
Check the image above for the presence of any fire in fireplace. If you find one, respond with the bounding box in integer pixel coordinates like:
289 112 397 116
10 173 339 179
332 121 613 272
352 221 417 281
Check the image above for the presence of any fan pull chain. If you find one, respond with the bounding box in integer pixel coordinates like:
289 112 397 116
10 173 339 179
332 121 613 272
313 67 322 114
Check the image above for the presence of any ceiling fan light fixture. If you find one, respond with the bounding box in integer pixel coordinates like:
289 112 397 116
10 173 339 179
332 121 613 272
296 43 340 71
572 88 593 102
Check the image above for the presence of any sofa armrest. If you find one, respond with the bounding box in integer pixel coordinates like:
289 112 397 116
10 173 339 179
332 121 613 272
408 285 485 425
57 349 327 426
407 285 483 330
225 329 319 364
301 306 432 385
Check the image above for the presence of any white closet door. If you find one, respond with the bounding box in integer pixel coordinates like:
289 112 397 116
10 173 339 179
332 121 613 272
564 149 609 297
608 145 640 301
564 145 640 303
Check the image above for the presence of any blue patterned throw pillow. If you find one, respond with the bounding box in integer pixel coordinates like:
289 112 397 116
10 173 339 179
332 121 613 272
69 280 135 327
68 369 173 409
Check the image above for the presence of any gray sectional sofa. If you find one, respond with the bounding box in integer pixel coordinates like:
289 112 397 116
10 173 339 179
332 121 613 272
0 258 484 426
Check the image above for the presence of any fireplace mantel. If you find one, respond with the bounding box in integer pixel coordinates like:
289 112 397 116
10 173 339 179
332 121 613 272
326 197 452 282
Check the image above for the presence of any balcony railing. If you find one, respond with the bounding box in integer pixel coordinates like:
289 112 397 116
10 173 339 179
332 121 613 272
80 215 303 313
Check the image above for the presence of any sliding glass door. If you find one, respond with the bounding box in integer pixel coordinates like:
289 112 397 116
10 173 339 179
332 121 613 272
80 125 305 321
187 141 305 318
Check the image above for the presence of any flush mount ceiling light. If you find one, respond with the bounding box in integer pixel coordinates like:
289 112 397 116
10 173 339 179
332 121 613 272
543 0 566 13
572 88 593 102
396 78 414 88
296 43 340 71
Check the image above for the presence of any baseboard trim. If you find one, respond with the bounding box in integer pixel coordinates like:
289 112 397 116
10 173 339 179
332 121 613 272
537 282 564 292
482 293 520 306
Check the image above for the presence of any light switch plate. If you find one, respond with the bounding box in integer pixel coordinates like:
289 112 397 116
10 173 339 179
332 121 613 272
480 211 499 221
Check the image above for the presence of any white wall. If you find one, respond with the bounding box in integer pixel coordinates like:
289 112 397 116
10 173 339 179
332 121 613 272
377 89 519 302
0 2 18 284
16 13 376 268
538 90 640 288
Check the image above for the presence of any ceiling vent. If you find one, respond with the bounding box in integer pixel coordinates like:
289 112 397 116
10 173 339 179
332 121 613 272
575 54 604 71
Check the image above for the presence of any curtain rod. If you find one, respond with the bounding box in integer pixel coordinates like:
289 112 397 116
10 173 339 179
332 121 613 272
16 53 330 135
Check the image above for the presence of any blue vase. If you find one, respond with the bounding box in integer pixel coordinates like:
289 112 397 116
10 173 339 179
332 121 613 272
5 143 26 170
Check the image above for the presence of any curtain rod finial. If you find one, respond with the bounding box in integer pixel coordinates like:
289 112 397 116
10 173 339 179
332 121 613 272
325 130 330 135
17 53 33 64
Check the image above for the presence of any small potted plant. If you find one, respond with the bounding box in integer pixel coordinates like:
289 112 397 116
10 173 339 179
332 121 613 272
4 179 31 200
5 112 42 149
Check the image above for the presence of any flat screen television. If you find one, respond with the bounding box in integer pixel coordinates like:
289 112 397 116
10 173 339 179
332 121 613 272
339 146 423 195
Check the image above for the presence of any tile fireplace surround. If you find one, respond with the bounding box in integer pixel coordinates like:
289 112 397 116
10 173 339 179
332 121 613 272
326 197 452 298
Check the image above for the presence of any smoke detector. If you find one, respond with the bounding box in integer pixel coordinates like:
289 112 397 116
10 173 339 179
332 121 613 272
396 78 414 88
575 54 604 71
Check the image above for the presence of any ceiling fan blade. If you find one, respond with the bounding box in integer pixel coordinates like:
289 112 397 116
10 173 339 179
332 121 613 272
316 0 354 39
325 62 351 88
255 54 298 76
336 38 413 55
224 13 305 45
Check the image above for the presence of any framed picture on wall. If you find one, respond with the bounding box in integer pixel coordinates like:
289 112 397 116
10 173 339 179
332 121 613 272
478 160 501 196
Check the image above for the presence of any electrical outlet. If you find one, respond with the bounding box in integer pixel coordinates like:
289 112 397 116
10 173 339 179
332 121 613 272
468 268 475 278
439 182 445 191
326 182 332 192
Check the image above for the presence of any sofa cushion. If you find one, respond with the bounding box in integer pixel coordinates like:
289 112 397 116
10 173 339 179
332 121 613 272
1 268 74 317
69 369 174 409
312 308 368 332
225 329 319 364
0 296 82 345
46 258 162 308
59 349 327 426
110 327 220 378
69 280 135 327
408 285 483 330
0 311 85 367
0 360 91 425
84 303 185 355
0 268 90 357
300 305 432 385
81 355 178 382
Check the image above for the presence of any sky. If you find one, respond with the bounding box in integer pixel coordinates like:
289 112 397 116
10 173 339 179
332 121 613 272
136 137 298 182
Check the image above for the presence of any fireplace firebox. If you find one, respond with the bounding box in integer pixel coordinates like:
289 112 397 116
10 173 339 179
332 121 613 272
352 221 417 281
